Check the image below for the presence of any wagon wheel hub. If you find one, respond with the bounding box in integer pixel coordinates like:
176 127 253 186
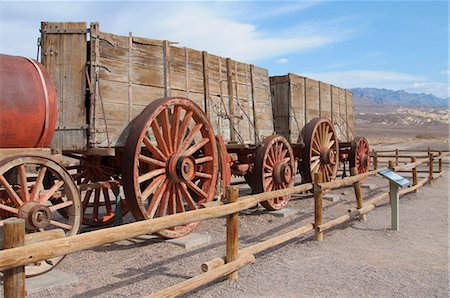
18 201 52 231
167 154 197 183
320 147 336 165
273 162 293 184
360 154 369 168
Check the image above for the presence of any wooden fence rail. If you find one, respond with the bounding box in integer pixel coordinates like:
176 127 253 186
1 151 448 297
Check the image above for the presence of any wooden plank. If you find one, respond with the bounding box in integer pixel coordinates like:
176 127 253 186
290 74 306 143
270 75 290 141
346 89 354 140
202 51 211 118
163 40 171 97
305 78 320 123
41 22 88 152
331 85 340 125
226 58 236 143
320 82 332 120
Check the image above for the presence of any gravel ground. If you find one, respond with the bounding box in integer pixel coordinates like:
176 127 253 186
13 141 450 297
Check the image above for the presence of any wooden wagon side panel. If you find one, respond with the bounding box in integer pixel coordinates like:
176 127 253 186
319 82 332 120
89 28 169 148
269 75 290 141
40 22 88 152
305 78 320 123
251 66 273 143
288 74 306 143
331 85 340 126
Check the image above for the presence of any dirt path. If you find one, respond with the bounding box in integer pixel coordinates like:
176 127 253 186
23 142 449 297
193 167 449 297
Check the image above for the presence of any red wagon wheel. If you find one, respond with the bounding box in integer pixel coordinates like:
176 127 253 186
0 155 81 276
301 117 339 183
253 135 295 211
66 155 128 226
122 97 218 238
350 137 371 176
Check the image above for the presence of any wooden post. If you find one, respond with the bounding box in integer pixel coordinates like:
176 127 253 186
395 149 399 166
226 186 239 280
373 151 378 170
350 167 366 222
388 160 394 170
438 151 442 173
3 218 26 298
411 157 418 193
313 172 323 241
389 180 400 231
428 153 434 184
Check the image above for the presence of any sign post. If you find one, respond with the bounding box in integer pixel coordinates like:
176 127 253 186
378 169 411 231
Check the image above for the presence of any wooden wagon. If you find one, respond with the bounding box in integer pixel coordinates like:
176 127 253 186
0 21 370 275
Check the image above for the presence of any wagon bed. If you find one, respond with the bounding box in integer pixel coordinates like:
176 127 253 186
40 22 274 154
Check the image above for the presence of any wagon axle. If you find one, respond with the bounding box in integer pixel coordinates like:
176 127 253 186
167 154 197 183
18 201 52 231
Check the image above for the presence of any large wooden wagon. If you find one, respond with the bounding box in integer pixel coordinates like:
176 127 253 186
0 21 369 275
36 21 285 236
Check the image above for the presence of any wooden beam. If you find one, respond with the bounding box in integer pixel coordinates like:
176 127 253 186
226 186 239 280
3 218 25 298
24 229 65 246
145 254 255 298
313 172 323 241
163 40 171 97
351 167 366 222
428 153 434 184
411 157 418 193
226 58 236 143
202 51 210 118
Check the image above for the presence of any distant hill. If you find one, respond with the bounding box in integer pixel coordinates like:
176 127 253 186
351 87 449 108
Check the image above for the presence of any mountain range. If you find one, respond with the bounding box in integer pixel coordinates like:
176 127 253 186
351 87 449 108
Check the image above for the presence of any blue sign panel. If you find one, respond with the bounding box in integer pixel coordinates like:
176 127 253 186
378 169 411 188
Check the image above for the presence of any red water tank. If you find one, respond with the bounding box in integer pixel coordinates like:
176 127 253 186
0 54 57 148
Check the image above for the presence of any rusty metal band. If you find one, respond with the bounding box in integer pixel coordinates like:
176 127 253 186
25 57 50 147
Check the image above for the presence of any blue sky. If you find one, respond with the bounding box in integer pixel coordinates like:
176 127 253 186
1 0 448 98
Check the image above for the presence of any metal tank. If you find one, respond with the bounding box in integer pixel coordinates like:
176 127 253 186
0 54 57 148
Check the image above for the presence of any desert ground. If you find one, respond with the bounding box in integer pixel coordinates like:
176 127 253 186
0 126 440 297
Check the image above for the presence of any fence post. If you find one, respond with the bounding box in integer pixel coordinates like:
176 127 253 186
389 180 400 231
350 167 366 222
388 160 394 170
428 153 434 184
313 172 323 241
411 156 418 193
438 151 442 174
226 186 239 280
373 151 378 170
395 149 399 166
3 218 26 298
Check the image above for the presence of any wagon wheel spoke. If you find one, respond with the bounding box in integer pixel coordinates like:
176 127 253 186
160 108 173 153
0 175 24 206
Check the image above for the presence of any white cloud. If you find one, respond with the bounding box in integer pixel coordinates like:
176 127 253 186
304 70 449 98
441 70 450 75
276 58 289 64
0 1 355 62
